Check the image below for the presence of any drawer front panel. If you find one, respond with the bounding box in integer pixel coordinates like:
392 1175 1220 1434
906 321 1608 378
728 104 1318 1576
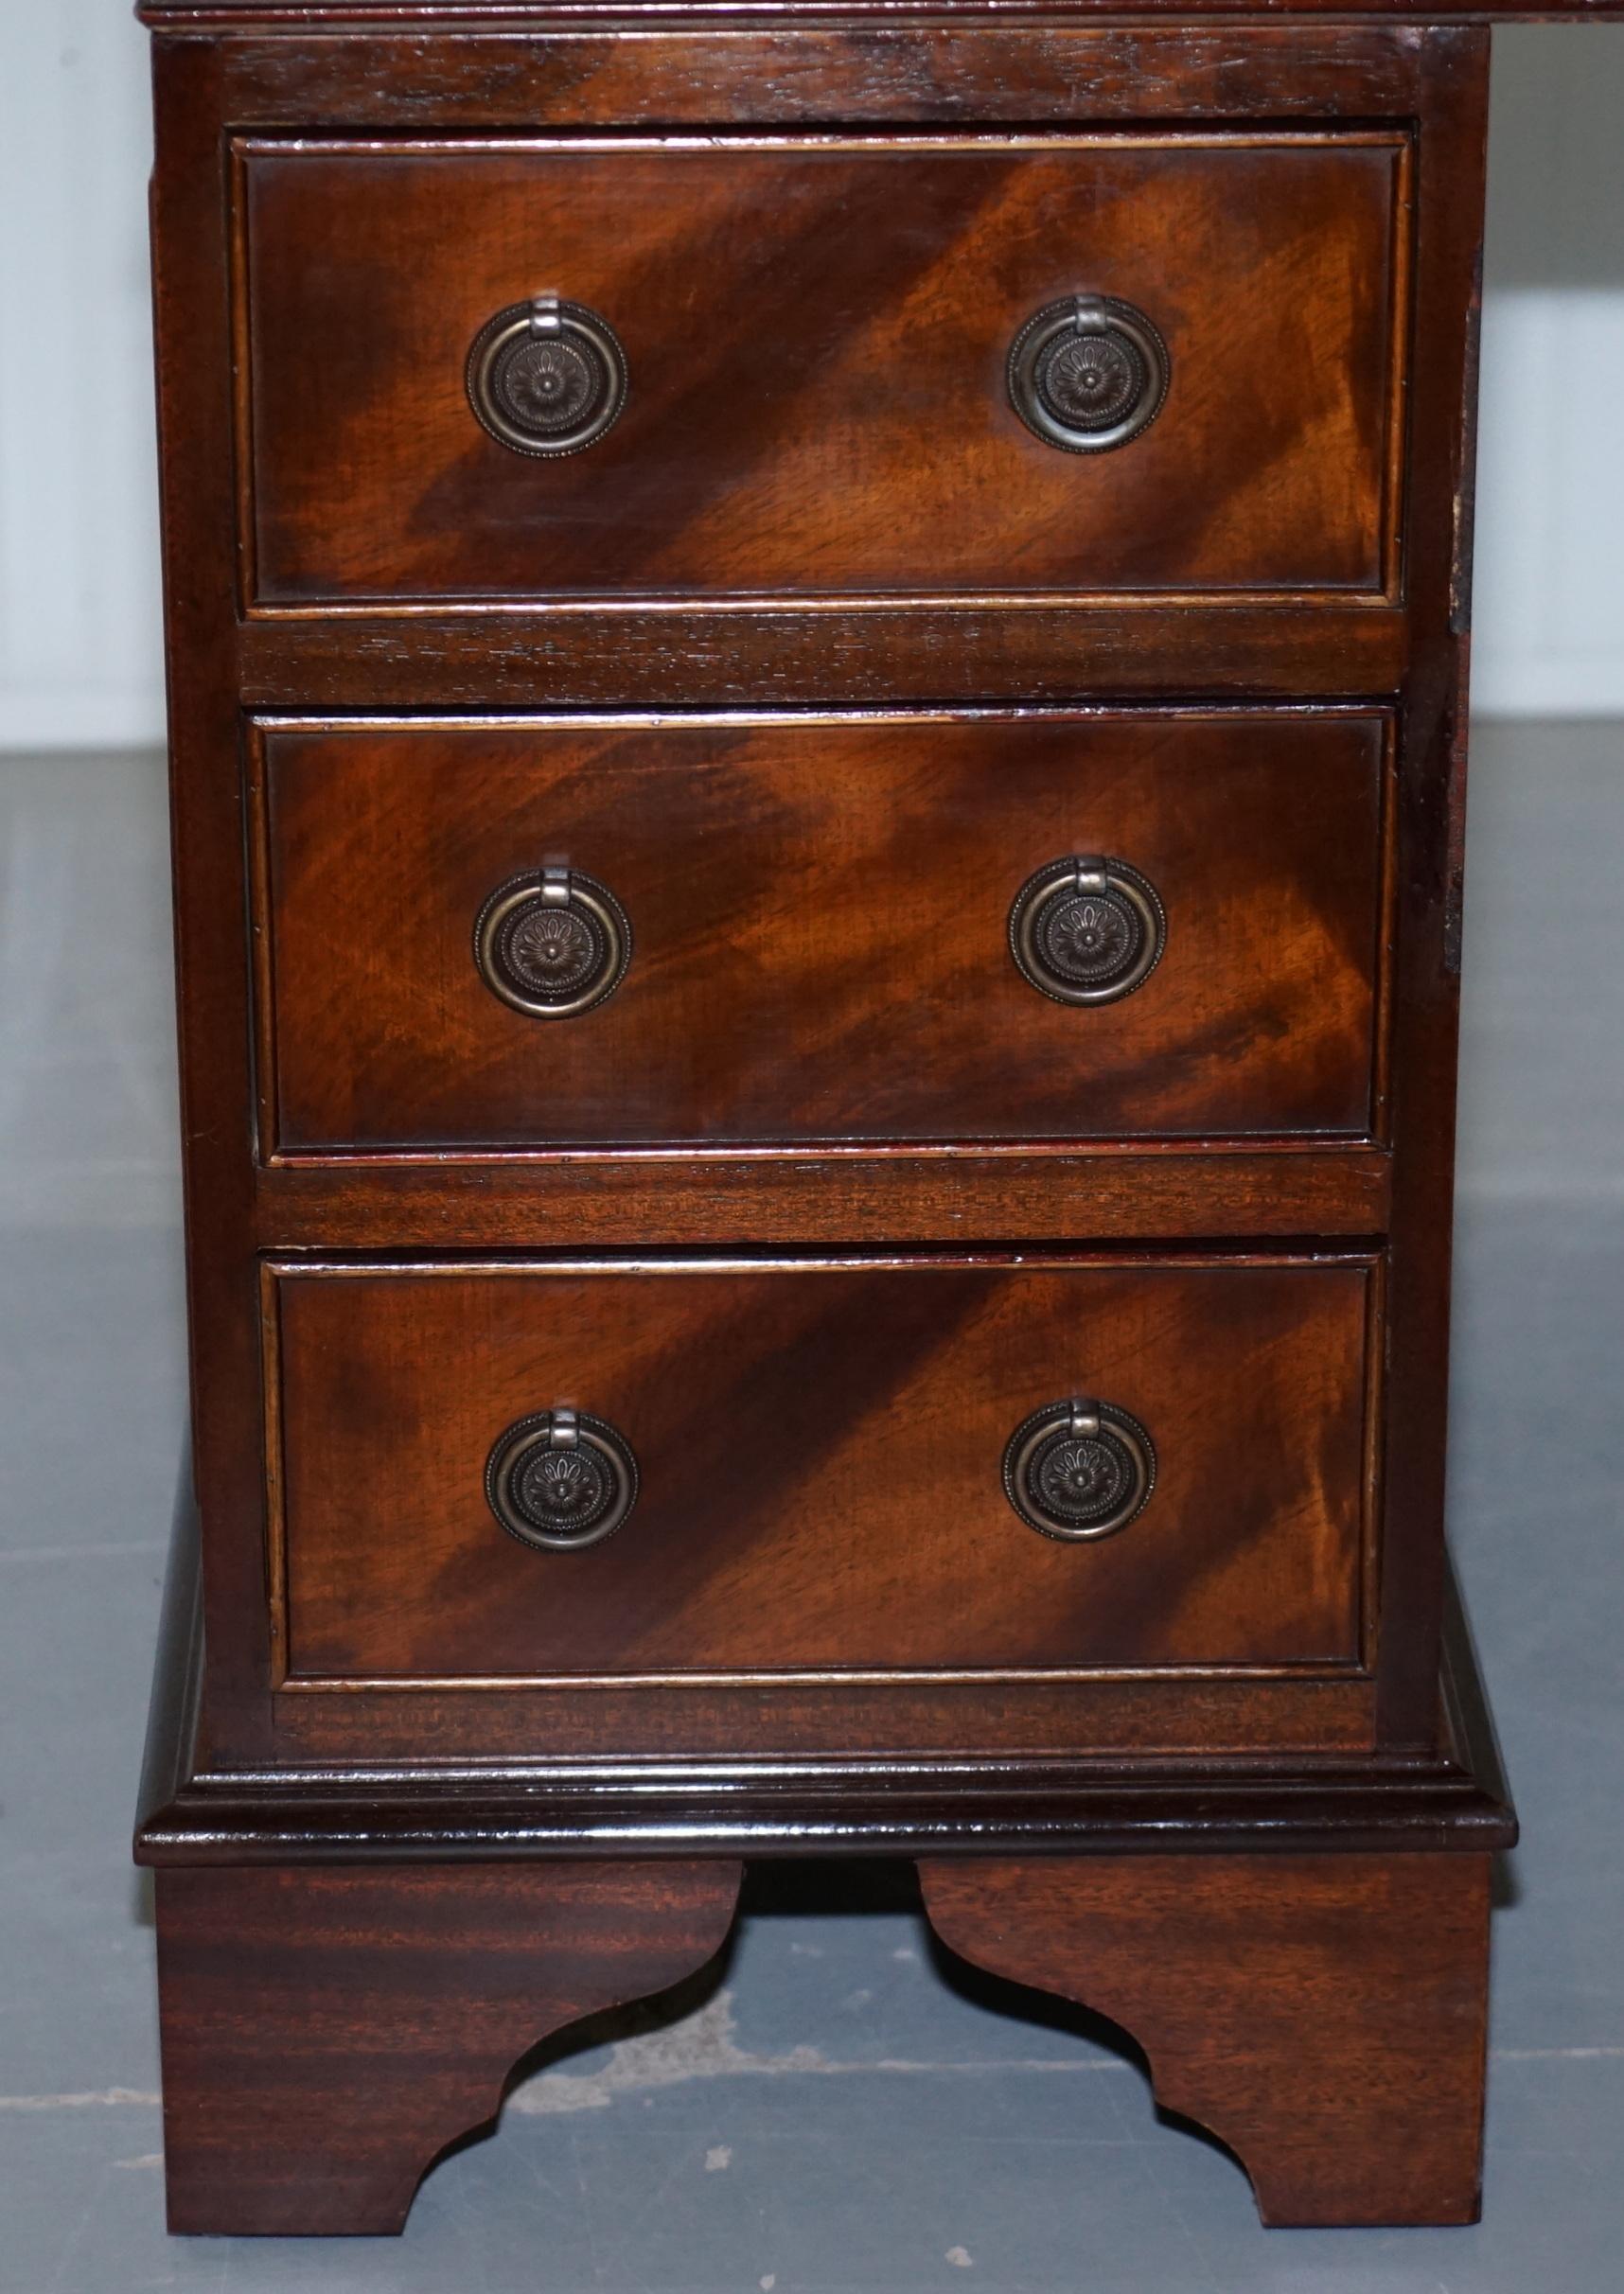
254 711 1387 1154
238 133 1406 606
270 1256 1374 1686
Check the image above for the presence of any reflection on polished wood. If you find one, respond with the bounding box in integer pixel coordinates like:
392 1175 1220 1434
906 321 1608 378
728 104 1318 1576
134 0 1546 2242
240 136 1405 607
253 712 1389 1154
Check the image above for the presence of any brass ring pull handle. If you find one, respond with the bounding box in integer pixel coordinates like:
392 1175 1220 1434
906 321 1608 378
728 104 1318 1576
1007 295 1170 453
1009 855 1167 1006
485 1408 640 1552
467 295 628 456
1002 1399 1156 1542
474 864 630 1018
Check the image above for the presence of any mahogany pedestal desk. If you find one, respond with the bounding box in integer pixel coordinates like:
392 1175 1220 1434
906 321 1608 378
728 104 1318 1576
132 0 1616 2238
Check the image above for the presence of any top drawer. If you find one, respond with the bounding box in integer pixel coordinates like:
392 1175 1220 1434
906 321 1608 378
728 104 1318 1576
236 133 1408 609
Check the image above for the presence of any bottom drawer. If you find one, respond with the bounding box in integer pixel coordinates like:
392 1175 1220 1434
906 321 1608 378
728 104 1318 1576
266 1254 1375 1687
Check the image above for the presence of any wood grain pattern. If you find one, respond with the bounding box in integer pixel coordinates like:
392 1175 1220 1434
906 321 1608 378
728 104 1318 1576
267 1254 1376 1685
148 31 277 1766
154 1858 742 2234
253 1144 1394 1250
169 24 1440 135
238 134 1404 606
138 3 1624 29
919 1850 1493 2226
253 711 1389 1154
133 15 1528 2250
135 1482 1511 1865
1371 29 1491 1745
140 9 1492 1780
271 1671 1379 1761
237 601 1409 712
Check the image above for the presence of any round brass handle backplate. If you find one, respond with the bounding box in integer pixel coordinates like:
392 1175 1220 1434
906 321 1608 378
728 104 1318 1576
1002 1399 1156 1542
1008 295 1170 454
485 1408 640 1552
467 296 628 457
474 865 630 1018
1009 856 1167 1006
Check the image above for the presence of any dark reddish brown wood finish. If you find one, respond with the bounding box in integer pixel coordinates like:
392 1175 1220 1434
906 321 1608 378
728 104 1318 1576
154 1858 742 2234
141 1 1624 22
148 30 274 1766
138 1485 1512 1860
138 10 1492 1777
919 1850 1493 2226
254 711 1389 1154
268 1254 1375 1687
272 1673 1379 1764
1373 32 1490 1746
253 1144 1394 1251
238 602 1406 710
239 134 1404 607
134 7 1527 2248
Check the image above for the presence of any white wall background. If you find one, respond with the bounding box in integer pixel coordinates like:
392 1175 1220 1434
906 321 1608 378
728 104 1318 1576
0 13 1620 748
1 1 161 750
1475 27 1624 714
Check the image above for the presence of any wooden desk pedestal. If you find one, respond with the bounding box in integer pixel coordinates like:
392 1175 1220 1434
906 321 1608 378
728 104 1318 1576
134 0 1603 2236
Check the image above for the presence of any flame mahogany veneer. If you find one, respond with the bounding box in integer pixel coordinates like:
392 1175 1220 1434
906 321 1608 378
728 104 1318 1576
134 0 1608 2243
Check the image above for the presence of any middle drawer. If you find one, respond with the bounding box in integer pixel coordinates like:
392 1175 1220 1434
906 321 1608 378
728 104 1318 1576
251 709 1388 1156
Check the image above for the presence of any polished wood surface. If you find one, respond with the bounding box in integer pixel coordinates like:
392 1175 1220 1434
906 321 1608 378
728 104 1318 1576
134 19 1470 138
155 1859 742 2234
255 711 1388 1154
253 1145 1394 1250
269 1253 1375 1685
138 1495 1514 1860
239 134 1403 606
141 19 1492 1769
136 0 1623 18
238 600 1406 711
272 1672 1380 1762
1372 39 1490 1743
919 1850 1493 2226
142 0 1624 20
135 9 1527 2241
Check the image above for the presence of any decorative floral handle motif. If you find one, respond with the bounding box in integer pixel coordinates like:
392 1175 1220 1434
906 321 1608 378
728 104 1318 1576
485 1408 641 1553
467 296 628 456
474 865 630 1018
1002 1399 1157 1542
1009 856 1167 1006
1007 296 1170 453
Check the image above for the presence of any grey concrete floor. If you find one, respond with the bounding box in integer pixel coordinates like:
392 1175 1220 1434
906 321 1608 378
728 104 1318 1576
1 726 1621 2292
